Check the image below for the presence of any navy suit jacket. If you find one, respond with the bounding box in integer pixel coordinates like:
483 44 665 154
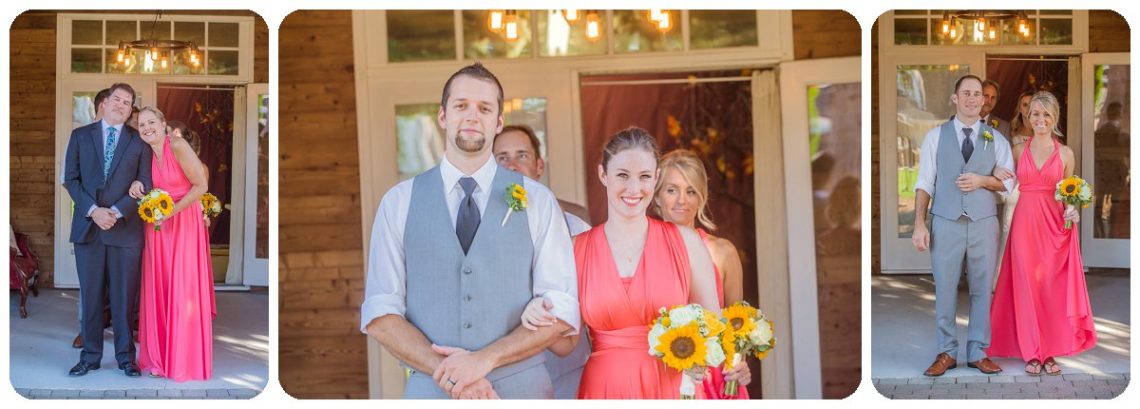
63 121 152 247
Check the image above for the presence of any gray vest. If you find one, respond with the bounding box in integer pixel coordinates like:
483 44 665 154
404 165 543 380
930 121 999 221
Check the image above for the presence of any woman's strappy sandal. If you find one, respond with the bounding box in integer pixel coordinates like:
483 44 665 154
1025 359 1043 376
1043 357 1062 376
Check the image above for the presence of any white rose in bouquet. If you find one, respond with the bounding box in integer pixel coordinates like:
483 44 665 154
648 324 666 355
668 306 701 327
704 337 726 367
749 320 773 346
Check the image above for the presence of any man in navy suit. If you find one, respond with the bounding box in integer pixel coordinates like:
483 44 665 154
63 82 152 377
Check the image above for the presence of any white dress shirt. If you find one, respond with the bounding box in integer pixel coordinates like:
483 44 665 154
564 212 591 237
361 155 581 335
914 117 1016 198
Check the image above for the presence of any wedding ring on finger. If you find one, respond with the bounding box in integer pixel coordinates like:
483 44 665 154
448 379 458 387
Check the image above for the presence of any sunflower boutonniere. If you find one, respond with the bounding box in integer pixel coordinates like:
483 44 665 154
982 130 994 150
501 183 528 226
990 118 1000 128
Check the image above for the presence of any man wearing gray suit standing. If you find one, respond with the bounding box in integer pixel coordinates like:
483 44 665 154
911 75 1014 377
981 79 1013 139
361 63 579 399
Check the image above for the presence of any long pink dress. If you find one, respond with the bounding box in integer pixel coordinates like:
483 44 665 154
987 139 1096 362
576 218 691 399
138 137 216 381
697 229 749 400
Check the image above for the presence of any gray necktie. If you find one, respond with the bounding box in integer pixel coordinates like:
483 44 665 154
456 177 480 254
961 127 974 162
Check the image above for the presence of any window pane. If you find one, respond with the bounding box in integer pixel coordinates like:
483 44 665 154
209 22 240 47
139 21 172 40
537 10 606 57
106 20 137 46
894 10 929 16
71 48 103 73
463 10 532 59
613 10 682 53
1093 64 1130 239
387 10 456 62
1001 18 1035 45
72 92 98 130
207 50 240 75
1039 19 1073 45
256 93 270 258
172 48 206 75
395 103 445 181
931 17 966 45
690 10 757 49
895 64 971 237
175 21 206 45
894 18 928 45
72 20 102 45
808 82 861 399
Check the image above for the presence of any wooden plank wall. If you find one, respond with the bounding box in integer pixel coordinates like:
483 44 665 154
792 10 862 399
8 10 268 287
277 10 368 399
872 10 1130 275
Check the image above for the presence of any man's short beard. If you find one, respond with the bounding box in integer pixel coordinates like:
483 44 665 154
455 133 486 153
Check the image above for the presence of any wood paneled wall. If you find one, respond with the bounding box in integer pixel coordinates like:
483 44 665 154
8 10 268 287
277 10 367 399
871 10 1129 274
793 10 862 60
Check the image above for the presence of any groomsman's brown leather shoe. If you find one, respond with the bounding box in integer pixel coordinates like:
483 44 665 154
923 353 957 377
967 358 1002 374
72 333 83 349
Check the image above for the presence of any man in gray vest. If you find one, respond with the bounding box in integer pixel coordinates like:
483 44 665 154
492 124 591 399
361 63 580 399
912 75 1014 377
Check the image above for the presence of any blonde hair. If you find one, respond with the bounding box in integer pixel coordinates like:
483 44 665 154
654 149 717 230
139 106 167 123
1029 91 1064 139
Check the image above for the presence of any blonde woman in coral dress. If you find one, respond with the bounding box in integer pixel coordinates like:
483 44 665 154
653 149 752 399
987 92 1096 376
131 107 216 381
523 127 720 398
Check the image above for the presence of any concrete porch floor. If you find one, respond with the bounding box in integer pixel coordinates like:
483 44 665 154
872 273 1130 399
9 289 268 399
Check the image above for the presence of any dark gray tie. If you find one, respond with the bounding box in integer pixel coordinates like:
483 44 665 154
961 127 974 162
456 177 480 254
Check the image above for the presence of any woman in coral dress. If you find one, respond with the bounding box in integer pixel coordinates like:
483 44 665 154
653 149 751 399
132 107 216 381
987 92 1096 376
526 127 720 398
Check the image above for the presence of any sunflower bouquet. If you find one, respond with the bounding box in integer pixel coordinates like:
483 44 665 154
137 189 175 231
718 301 776 396
201 193 222 218
648 304 727 399
1054 175 1092 229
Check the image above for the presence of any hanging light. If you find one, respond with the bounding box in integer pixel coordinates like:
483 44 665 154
503 10 519 41
160 57 168 69
977 17 986 31
586 10 601 41
563 9 580 24
648 9 664 22
488 10 505 32
989 27 997 40
656 11 672 32
115 11 200 69
950 26 957 38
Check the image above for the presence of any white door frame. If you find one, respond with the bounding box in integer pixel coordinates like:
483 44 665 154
1079 52 1130 268
779 56 860 399
242 83 270 286
54 13 256 287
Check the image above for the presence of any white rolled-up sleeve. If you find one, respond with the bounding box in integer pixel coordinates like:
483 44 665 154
524 178 581 335
359 183 411 333
914 127 941 197
991 130 1017 196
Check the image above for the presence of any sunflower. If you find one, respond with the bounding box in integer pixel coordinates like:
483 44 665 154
156 194 175 214
722 304 757 338
138 202 156 223
1059 177 1082 198
720 333 738 369
201 193 222 217
655 322 707 371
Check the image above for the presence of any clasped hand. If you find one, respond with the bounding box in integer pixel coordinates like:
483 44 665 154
431 344 498 399
91 207 118 230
